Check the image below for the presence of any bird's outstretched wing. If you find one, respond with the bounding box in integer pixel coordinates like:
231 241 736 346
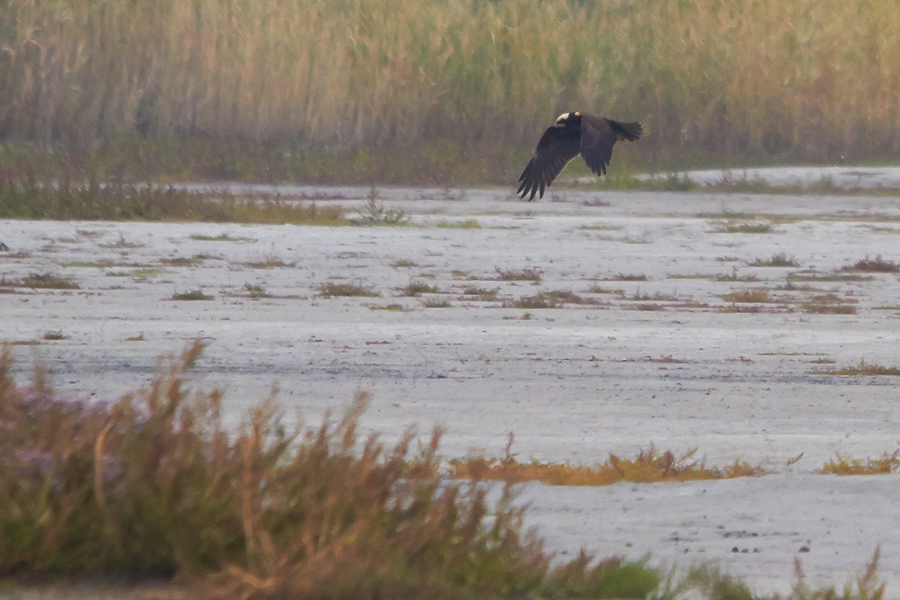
517 126 581 200
579 115 643 176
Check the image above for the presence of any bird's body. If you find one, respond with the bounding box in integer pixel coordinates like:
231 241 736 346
517 112 643 200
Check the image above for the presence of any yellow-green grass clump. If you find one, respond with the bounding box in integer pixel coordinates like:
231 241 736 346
812 360 900 376
451 441 764 486
317 281 379 297
820 451 900 475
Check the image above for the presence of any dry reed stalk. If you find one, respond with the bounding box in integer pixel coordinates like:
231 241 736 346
0 0 898 163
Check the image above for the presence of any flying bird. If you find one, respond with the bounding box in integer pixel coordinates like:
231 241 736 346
517 112 643 200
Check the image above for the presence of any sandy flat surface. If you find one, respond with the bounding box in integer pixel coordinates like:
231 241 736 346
2 187 900 595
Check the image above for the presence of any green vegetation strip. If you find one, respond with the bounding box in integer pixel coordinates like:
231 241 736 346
0 180 347 224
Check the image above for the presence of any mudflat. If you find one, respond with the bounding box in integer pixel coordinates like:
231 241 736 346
2 186 900 595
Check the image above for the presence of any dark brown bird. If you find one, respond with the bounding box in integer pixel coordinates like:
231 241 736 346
517 112 643 201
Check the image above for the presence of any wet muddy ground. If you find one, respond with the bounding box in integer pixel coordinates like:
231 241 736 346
2 186 900 594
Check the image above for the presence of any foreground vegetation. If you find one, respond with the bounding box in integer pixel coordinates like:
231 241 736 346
0 342 894 598
2 0 900 181
0 341 663 597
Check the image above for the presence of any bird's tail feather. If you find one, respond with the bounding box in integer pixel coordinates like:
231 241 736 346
610 120 643 142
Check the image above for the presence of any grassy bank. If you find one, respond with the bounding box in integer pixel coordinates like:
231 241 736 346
2 0 900 168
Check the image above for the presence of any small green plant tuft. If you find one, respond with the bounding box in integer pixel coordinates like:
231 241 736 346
609 273 649 282
813 360 900 376
750 252 801 267
721 289 771 303
241 283 268 298
716 221 773 234
401 280 438 296
390 259 419 268
189 233 254 242
317 282 379 298
435 219 480 229
460 286 500 301
369 303 405 311
716 268 758 282
422 299 452 308
1 273 81 290
354 189 409 226
171 289 214 301
496 267 543 282
543 553 662 599
841 256 900 273
241 254 294 269
512 293 561 309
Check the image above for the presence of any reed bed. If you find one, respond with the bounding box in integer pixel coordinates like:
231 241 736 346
1 0 899 167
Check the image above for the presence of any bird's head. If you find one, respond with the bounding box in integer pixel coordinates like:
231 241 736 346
554 111 581 128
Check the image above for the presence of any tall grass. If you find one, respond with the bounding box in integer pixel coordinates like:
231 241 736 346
2 0 900 165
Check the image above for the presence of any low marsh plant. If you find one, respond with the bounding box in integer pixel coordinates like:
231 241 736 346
390 259 419 268
316 282 379 298
819 452 900 475
241 254 294 269
170 289 214 301
801 294 858 315
750 253 801 267
400 280 438 297
585 283 625 295
841 256 900 273
460 286 500 301
812 360 900 376
509 290 597 309
608 274 648 282
496 267 543 282
0 273 80 290
354 191 409 226
435 219 480 229
818 450 900 475
715 221 773 234
716 268 759 282
422 299 452 308
721 289 772 303
0 178 346 225
451 438 764 486
241 284 268 299
368 303 405 311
